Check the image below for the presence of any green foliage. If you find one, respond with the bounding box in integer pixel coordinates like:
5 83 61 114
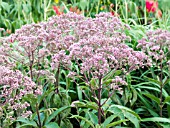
0 0 55 32
15 106 71 128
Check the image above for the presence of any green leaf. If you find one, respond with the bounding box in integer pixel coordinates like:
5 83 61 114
16 124 38 128
61 2 69 13
87 112 98 125
106 119 128 128
107 106 125 120
34 112 45 126
160 0 170 11
77 86 83 101
90 78 98 88
86 101 98 110
80 112 91 128
53 94 61 107
4 19 11 29
16 117 37 127
124 111 140 128
137 93 159 117
101 98 112 111
22 4 31 14
160 123 170 128
141 117 170 123
162 77 170 86
43 122 60 128
71 101 86 107
133 82 153 88
38 87 55 105
167 105 170 117
143 93 160 105
114 70 122 76
163 96 170 105
144 76 161 85
126 74 132 85
103 79 112 86
102 115 118 128
45 106 71 124
95 124 102 128
1 2 10 12
79 0 87 11
24 94 38 112
128 1 137 14
130 88 137 106
60 119 73 128
109 105 141 120
135 85 168 97
103 70 121 81
70 115 95 128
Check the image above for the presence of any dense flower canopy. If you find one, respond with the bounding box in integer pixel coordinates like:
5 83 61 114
137 29 170 62
50 13 150 79
1 12 150 85
0 11 155 127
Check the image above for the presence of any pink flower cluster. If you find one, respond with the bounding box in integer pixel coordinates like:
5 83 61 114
19 12 148 94
137 29 170 63
0 22 55 83
1 22 50 62
50 12 150 80
111 76 127 88
0 66 41 117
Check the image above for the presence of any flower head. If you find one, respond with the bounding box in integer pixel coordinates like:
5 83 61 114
53 6 62 15
0 66 42 117
146 0 158 13
137 29 170 64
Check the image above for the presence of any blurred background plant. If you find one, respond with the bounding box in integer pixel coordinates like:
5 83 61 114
0 0 170 35
0 0 55 34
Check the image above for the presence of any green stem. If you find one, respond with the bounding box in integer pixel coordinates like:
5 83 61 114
115 0 118 15
44 0 47 20
0 0 2 15
55 64 60 94
36 103 42 128
97 76 102 124
87 3 95 17
96 0 100 14
125 0 128 23
160 59 163 117
144 4 147 25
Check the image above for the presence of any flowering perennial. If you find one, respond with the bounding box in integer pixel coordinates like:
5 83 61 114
2 12 150 88
145 0 162 18
137 29 170 63
50 12 150 84
0 66 41 118
0 12 151 122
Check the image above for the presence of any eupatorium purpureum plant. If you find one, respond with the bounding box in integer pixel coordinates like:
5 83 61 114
0 12 85 127
0 65 41 125
50 12 151 125
137 29 170 117
0 12 151 126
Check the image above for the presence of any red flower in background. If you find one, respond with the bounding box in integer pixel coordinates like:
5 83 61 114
69 6 82 14
111 11 114 16
110 3 118 16
146 0 158 13
53 5 82 15
53 6 62 15
146 0 162 18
